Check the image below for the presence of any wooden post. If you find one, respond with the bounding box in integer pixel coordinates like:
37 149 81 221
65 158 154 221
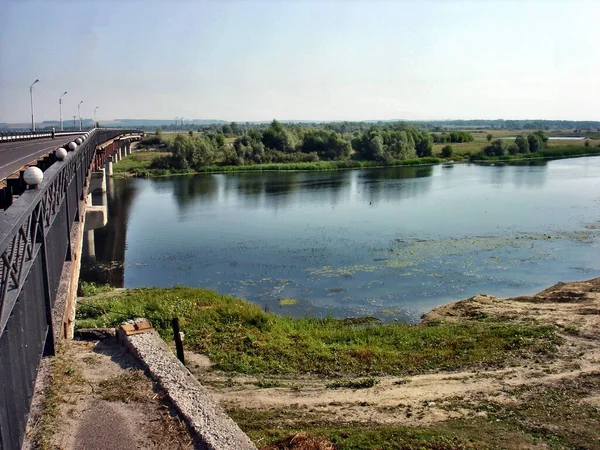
172 317 185 365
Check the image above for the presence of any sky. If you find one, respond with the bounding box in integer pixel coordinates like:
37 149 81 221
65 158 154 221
1 0 598 123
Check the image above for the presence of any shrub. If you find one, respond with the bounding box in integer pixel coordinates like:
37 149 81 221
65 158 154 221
441 145 453 158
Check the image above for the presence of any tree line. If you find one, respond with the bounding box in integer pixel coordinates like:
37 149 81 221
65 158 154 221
482 131 548 157
147 120 438 171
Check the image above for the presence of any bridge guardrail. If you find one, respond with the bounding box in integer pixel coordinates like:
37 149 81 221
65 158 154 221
0 129 140 450
0 131 93 143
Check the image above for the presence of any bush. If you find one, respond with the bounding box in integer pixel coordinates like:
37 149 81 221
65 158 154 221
441 145 453 158
483 139 506 157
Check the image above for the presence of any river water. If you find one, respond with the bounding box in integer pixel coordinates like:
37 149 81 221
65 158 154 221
86 157 600 322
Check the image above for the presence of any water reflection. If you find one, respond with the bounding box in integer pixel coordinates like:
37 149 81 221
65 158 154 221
359 166 434 203
82 177 138 287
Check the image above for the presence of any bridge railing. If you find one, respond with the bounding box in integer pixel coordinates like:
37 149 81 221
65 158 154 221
0 129 140 450
0 131 92 143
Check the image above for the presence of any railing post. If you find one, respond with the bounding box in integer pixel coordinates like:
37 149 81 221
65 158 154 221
38 205 56 357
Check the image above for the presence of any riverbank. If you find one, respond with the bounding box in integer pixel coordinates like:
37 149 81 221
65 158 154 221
115 145 600 178
113 152 442 177
76 278 600 449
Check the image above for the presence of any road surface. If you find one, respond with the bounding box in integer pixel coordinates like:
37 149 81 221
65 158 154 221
0 137 66 180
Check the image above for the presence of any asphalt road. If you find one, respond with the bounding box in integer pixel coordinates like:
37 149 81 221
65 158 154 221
0 137 69 180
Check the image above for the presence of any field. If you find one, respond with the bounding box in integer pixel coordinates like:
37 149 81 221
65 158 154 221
112 150 171 175
433 129 600 158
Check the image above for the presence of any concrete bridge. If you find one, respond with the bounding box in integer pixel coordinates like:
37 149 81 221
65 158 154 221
0 129 143 450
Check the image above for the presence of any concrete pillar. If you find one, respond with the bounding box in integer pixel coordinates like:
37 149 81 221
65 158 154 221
117 145 123 161
127 142 132 155
105 155 113 177
107 176 115 202
83 230 96 262
90 169 106 193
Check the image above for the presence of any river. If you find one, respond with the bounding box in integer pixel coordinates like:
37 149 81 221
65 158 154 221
85 157 600 322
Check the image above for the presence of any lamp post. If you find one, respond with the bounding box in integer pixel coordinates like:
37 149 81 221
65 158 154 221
94 106 99 126
78 101 83 131
59 91 67 131
30 79 39 131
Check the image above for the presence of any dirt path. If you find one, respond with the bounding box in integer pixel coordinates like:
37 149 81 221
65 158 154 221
27 335 194 449
188 278 600 428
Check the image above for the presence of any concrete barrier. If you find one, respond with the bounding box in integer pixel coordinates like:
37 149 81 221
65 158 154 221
118 321 257 450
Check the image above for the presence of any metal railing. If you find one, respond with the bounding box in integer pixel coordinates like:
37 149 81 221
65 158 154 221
0 129 140 450
0 131 90 143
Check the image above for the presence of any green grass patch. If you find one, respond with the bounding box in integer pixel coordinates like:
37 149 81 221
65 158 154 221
79 281 113 297
113 154 441 178
112 151 171 176
76 287 558 376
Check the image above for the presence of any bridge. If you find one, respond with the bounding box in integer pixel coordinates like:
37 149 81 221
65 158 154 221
0 128 143 450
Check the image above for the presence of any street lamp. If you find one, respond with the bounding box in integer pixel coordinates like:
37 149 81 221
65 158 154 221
59 91 67 131
30 79 39 132
78 101 83 131
94 106 99 126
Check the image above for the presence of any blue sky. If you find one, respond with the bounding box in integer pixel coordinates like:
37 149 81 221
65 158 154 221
1 0 598 123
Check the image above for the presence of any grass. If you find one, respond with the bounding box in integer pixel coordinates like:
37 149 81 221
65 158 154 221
112 150 171 175
79 281 114 297
76 287 558 377
114 154 442 177
230 372 600 449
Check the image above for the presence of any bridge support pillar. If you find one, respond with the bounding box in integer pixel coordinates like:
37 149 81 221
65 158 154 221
105 156 114 177
126 142 132 156
85 189 108 231
118 145 123 161
90 169 106 193
83 230 96 262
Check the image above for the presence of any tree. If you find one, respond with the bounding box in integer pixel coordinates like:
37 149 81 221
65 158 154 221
369 135 387 162
230 122 242 136
532 130 548 148
298 129 351 160
441 145 453 158
483 139 506 157
527 134 543 153
415 133 433 157
188 130 193 137
508 143 518 155
262 119 295 152
515 135 529 153
222 124 233 135
487 133 493 142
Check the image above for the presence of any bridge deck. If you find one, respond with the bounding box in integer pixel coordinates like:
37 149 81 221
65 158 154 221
0 138 68 181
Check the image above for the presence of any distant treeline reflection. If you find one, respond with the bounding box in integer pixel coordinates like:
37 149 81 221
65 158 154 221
150 165 436 212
